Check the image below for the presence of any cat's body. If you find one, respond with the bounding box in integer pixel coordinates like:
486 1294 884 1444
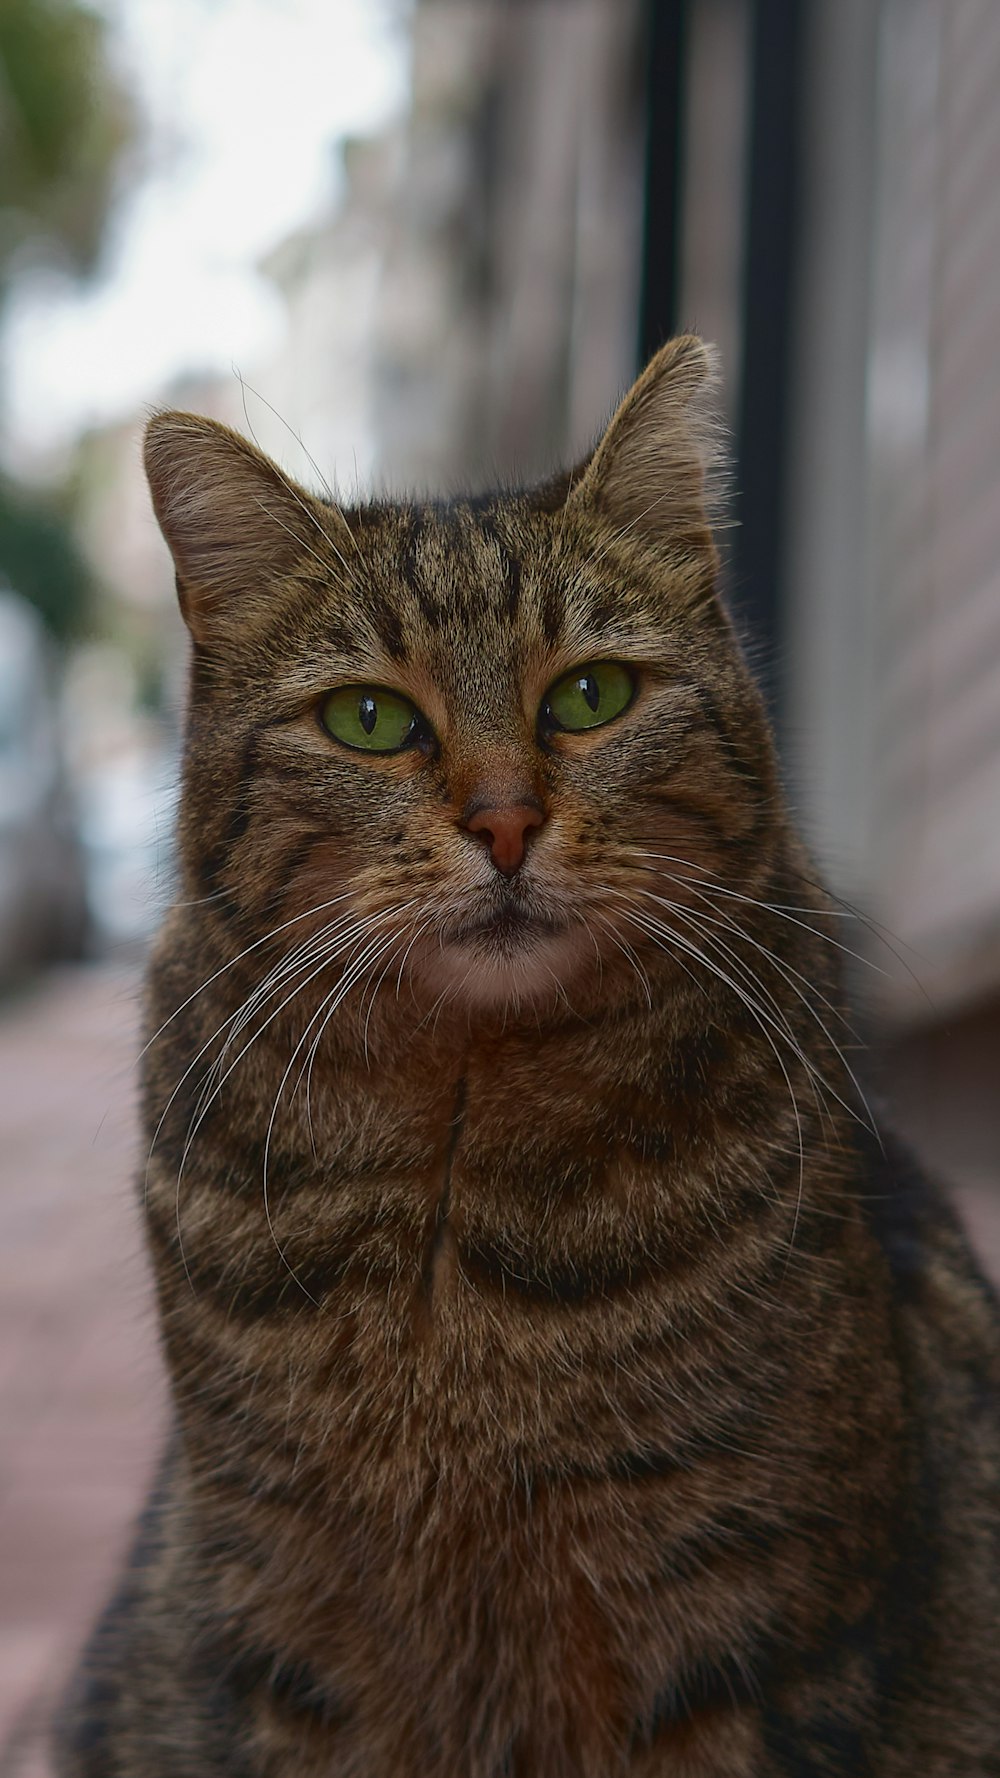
56 340 1000 1776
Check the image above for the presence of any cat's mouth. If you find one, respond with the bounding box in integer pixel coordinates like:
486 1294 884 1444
449 904 566 948
422 897 586 1008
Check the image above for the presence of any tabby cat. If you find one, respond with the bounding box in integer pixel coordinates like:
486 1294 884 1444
57 338 1000 1776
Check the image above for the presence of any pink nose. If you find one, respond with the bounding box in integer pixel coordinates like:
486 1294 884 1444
464 800 545 875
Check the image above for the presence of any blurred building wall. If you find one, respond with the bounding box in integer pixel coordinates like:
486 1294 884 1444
370 0 648 493
779 0 1000 1196
674 0 750 417
786 0 1000 1010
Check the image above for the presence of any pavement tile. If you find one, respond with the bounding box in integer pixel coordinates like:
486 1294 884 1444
0 966 165 1777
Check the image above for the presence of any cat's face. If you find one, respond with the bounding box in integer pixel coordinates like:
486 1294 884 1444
147 338 775 1021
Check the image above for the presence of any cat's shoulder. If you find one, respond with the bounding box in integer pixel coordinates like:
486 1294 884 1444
856 1122 1000 1401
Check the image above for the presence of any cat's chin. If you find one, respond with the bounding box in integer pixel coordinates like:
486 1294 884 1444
417 924 591 1014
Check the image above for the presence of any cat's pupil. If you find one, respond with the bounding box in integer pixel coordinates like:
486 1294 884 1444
359 695 378 735
581 675 600 712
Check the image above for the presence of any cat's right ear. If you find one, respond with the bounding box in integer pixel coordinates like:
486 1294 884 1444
143 412 352 648
564 336 723 571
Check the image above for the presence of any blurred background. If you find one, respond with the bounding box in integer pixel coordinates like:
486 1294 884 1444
1 0 998 1769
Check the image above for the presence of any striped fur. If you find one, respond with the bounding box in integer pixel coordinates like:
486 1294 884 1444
56 339 1000 1776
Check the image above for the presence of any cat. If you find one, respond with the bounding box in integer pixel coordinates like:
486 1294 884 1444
55 336 1000 1777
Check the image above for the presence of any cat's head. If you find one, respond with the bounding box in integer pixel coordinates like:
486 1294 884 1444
146 337 777 1022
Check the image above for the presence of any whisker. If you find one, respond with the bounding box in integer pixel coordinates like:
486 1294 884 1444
394 914 434 998
140 891 356 1062
661 899 872 1144
143 903 364 1234
616 905 807 1253
638 889 877 1130
209 908 403 1125
590 907 652 1009
645 871 859 1035
592 890 708 1000
165 909 399 1286
295 906 422 1119
251 496 347 582
169 919 361 1172
235 372 359 579
632 851 894 980
786 865 935 1008
188 910 364 1124
261 921 413 1300
361 932 412 1065
236 370 340 513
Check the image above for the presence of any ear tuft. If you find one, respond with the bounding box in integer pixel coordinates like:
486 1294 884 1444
143 412 350 646
568 335 724 558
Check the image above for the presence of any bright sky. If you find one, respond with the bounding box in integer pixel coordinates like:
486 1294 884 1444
1 0 411 466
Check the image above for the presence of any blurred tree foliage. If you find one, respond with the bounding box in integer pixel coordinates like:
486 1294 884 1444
0 0 134 639
0 475 92 639
0 0 133 280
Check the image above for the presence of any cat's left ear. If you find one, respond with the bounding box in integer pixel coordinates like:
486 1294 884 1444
566 335 721 568
144 411 352 650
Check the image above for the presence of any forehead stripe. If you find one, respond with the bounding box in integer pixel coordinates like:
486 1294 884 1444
371 595 408 661
540 570 562 645
478 513 522 623
401 509 445 631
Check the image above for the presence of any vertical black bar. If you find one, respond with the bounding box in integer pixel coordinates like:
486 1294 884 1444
732 0 806 727
638 0 688 361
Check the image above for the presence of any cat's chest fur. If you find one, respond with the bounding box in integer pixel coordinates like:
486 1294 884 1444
144 941 887 1777
148 957 703 1422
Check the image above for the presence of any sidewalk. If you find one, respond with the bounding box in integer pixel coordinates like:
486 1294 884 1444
0 966 166 1778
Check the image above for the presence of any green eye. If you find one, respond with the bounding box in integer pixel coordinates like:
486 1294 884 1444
320 685 421 753
541 661 635 734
